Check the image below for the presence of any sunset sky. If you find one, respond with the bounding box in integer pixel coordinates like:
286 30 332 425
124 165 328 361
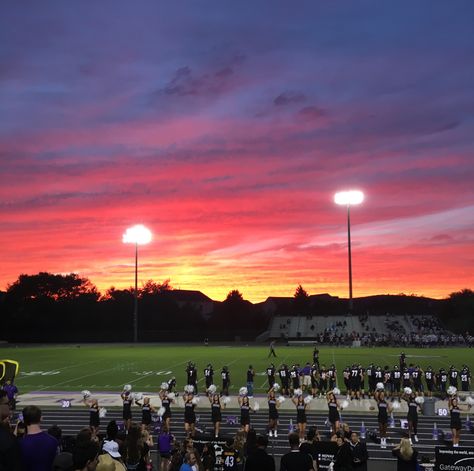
1 1 473 302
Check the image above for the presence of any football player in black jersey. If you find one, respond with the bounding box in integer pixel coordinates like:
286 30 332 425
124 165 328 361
460 365 471 392
438 368 448 397
366 363 375 397
392 365 401 399
279 364 289 396
186 362 198 395
449 366 459 388
313 347 320 369
204 363 214 389
221 366 231 396
424 366 435 397
246 365 255 397
266 363 276 392
222 437 242 471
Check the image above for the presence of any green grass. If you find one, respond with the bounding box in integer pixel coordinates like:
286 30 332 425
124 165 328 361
2 344 471 394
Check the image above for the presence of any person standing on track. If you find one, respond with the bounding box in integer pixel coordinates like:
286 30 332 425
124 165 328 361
279 364 290 397
186 362 198 395
268 340 277 358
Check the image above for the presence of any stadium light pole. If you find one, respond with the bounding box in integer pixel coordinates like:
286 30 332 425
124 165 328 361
334 190 364 313
123 225 152 343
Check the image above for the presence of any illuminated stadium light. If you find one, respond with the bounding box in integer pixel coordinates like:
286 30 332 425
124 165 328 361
334 191 364 312
334 190 364 206
123 225 152 342
122 225 152 245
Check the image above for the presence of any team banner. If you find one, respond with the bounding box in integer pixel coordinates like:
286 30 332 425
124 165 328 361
435 446 474 471
314 441 338 471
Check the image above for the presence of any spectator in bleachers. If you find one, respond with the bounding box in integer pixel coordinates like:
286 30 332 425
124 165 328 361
0 404 21 471
20 405 58 471
72 437 99 471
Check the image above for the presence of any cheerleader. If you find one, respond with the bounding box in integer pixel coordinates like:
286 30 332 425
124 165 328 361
183 390 197 437
135 396 156 432
83 397 100 436
292 393 307 441
159 385 174 431
238 395 252 433
449 395 471 447
402 390 421 443
209 393 223 438
374 389 392 448
121 388 133 431
326 391 341 435
267 388 279 437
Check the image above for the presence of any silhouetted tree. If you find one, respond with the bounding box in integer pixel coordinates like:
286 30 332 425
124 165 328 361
440 289 474 333
293 284 310 315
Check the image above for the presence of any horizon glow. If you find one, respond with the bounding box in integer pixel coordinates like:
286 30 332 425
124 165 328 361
0 2 473 302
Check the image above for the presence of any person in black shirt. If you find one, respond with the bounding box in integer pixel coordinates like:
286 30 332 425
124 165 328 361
312 348 320 369
244 435 275 471
449 366 459 388
221 366 231 396
279 364 289 397
209 393 223 438
204 364 214 389
438 368 448 397
326 391 341 435
135 396 156 432
267 387 280 438
424 366 434 397
268 340 277 358
159 385 174 432
402 390 421 443
266 364 276 392
374 389 392 448
332 433 352 471
399 352 406 370
121 388 133 431
290 365 300 395
292 394 308 441
183 390 197 437
238 395 252 433
366 364 375 397
411 366 423 395
392 365 401 399
186 362 198 395
349 431 368 471
83 396 100 436
222 438 242 471
167 377 177 394
460 366 471 392
247 365 255 398
280 432 314 471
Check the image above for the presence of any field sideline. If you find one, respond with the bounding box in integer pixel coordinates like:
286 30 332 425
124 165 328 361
2 344 471 395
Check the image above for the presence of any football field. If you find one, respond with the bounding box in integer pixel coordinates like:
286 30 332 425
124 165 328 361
2 344 471 395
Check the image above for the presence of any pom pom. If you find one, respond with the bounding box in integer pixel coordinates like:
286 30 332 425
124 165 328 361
447 386 457 396
99 407 107 418
123 384 132 392
304 396 312 405
392 400 401 410
222 396 231 404
272 383 280 392
333 387 341 395
253 401 260 411
184 385 194 394
376 382 384 391
167 392 176 400
341 399 349 409
294 388 303 397
207 384 217 394
465 396 474 406
239 387 248 396
403 387 412 395
134 392 143 401
160 382 168 391
192 397 200 405
415 396 424 405
277 395 286 404
157 406 166 417
81 390 91 398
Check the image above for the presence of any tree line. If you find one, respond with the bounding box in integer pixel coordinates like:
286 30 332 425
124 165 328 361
1 273 472 342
